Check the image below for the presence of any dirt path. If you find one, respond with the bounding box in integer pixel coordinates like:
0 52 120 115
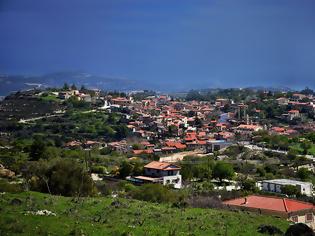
159 150 208 162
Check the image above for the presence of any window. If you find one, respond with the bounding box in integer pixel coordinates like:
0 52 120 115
291 216 298 223
306 213 313 222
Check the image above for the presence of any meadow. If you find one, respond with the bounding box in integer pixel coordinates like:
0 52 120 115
0 191 290 236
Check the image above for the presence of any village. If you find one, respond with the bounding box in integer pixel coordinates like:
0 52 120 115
2 86 315 233
0 85 315 234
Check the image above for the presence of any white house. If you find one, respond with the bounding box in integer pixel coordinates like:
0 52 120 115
257 179 313 196
131 161 182 189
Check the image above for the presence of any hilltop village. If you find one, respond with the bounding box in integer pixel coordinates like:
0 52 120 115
2 86 315 234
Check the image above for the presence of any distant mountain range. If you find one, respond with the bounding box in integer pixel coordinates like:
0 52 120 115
0 72 149 96
0 71 294 96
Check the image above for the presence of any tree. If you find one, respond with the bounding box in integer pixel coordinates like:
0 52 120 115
114 125 129 139
119 161 133 178
256 167 266 177
25 159 95 196
301 141 311 155
180 156 213 181
213 162 234 182
71 83 77 90
29 138 47 161
241 179 256 192
80 85 86 91
301 87 314 95
297 167 310 181
63 83 69 90
132 161 144 176
132 143 142 150
281 185 299 196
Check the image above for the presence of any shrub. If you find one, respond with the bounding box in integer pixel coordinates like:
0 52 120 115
257 224 283 235
186 195 223 209
281 185 299 196
0 179 23 193
285 223 315 236
213 161 234 182
100 147 112 155
91 165 107 174
24 158 96 197
130 184 179 203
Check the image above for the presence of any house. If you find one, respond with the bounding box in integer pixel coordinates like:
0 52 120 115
111 97 132 106
64 140 82 149
224 195 315 229
131 161 182 189
288 110 300 120
277 97 289 105
236 124 263 132
58 92 71 100
257 179 313 197
206 140 232 152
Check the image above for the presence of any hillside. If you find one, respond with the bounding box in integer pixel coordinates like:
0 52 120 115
0 191 290 236
0 72 145 96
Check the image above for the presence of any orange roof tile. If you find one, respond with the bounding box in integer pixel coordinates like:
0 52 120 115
144 161 180 170
224 195 314 213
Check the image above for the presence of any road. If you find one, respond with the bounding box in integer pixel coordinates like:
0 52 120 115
244 144 288 155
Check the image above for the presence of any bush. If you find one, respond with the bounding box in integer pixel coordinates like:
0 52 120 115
281 185 299 196
130 184 179 203
118 181 137 193
240 179 257 192
91 165 107 174
180 156 213 180
285 223 315 236
118 161 144 178
213 162 234 182
186 195 223 209
297 167 311 181
257 224 283 235
24 158 96 196
0 179 23 193
100 147 112 155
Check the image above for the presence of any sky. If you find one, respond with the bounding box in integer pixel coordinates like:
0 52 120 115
0 0 315 90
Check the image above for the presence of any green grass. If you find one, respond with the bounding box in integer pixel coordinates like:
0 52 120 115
40 95 61 102
307 145 315 155
289 143 303 153
0 191 290 236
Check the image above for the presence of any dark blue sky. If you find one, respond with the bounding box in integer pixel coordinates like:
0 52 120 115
1 0 315 89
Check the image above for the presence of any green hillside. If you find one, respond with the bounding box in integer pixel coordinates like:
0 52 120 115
0 191 290 236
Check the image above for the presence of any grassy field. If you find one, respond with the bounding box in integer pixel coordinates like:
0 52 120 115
0 191 290 236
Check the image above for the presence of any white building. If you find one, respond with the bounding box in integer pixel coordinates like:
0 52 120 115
131 161 182 189
257 179 313 196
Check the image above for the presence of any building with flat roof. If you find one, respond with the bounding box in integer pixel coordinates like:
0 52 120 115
257 179 313 196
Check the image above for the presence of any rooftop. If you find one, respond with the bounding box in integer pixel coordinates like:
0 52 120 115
224 195 314 213
261 179 312 186
144 161 181 171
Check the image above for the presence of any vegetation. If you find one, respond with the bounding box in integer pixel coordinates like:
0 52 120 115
23 158 96 197
0 191 290 236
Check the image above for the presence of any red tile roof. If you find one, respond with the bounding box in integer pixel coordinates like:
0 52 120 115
224 195 314 213
288 110 300 113
165 141 187 149
144 161 180 171
132 149 153 155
